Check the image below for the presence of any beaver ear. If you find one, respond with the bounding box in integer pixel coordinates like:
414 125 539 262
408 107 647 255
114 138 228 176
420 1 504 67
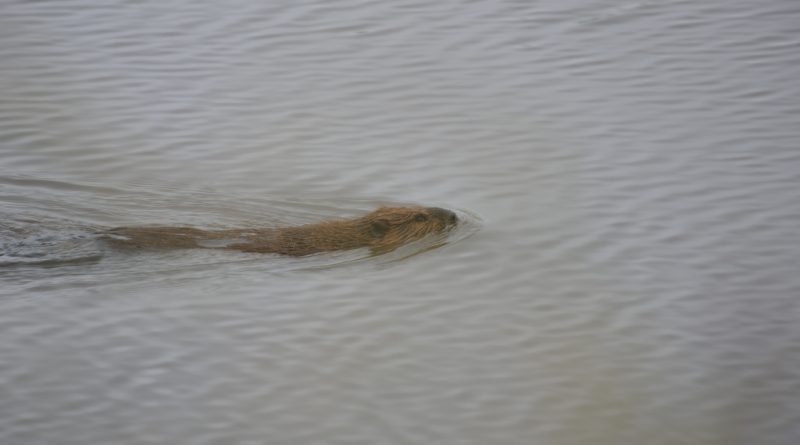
370 219 390 238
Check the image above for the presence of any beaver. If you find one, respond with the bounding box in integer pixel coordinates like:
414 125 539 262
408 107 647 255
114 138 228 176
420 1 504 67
104 206 458 256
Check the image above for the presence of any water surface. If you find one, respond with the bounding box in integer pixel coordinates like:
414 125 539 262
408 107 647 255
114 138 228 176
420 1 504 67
2 0 799 444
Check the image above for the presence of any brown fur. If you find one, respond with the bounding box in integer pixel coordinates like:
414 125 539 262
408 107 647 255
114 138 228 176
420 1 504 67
104 206 457 256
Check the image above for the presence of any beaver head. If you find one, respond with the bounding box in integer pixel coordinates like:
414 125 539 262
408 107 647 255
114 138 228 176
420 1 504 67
361 206 458 253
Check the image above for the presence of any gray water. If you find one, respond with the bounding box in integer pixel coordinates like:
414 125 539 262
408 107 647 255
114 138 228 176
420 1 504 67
2 0 800 444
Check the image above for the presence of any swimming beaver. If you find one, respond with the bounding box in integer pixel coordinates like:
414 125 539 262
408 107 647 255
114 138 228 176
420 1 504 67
104 206 458 256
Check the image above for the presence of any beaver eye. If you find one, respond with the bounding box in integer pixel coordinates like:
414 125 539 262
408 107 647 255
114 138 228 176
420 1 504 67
414 214 428 222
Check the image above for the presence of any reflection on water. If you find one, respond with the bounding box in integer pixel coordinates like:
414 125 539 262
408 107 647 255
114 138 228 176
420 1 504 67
2 0 800 444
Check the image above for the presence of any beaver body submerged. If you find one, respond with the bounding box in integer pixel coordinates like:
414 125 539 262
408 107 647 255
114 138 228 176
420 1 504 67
104 206 458 256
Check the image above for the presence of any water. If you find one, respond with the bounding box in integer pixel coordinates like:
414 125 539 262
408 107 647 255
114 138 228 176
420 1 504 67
2 0 800 444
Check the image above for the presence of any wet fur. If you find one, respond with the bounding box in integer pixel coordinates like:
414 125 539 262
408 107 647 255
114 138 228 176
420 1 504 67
104 206 457 256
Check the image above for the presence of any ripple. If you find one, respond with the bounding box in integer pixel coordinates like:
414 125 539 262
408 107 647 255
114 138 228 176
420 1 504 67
2 0 800 444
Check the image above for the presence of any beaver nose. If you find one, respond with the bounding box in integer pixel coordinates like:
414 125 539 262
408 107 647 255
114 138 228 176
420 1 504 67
427 207 458 225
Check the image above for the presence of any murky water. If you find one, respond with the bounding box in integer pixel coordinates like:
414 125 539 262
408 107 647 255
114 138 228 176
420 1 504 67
2 0 799 444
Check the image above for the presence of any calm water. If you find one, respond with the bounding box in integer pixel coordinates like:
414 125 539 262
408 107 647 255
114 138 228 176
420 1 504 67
2 0 800 444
